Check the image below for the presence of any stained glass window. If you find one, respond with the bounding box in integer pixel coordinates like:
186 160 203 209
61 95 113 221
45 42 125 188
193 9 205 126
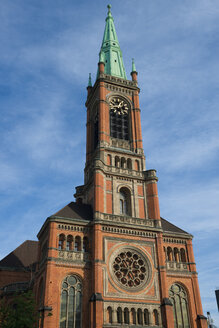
169 284 190 328
59 275 82 328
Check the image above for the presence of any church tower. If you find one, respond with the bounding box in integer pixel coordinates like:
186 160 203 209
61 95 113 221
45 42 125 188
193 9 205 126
35 6 207 328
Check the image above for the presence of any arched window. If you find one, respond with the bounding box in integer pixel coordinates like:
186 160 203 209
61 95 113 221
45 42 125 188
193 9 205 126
66 235 73 251
127 158 132 169
59 275 82 328
169 284 190 328
121 157 126 168
115 156 120 167
174 248 179 262
107 307 112 324
180 248 187 263
153 309 159 326
82 237 89 252
167 247 173 261
144 309 149 325
110 106 129 140
124 307 129 324
59 234 65 250
137 309 143 325
75 236 81 251
117 307 122 323
130 308 136 324
119 187 131 216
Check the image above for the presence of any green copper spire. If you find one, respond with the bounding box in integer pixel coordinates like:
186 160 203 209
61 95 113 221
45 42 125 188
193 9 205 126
98 4 127 79
131 58 137 72
88 73 92 87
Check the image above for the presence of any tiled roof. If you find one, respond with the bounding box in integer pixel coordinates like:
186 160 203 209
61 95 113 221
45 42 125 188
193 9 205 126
0 240 38 269
52 202 93 221
161 217 189 235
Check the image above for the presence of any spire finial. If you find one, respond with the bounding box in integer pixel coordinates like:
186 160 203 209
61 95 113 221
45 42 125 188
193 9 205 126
106 4 112 18
132 58 137 72
88 73 92 87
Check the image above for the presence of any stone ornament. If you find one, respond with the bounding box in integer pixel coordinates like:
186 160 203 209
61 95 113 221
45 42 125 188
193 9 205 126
110 247 152 292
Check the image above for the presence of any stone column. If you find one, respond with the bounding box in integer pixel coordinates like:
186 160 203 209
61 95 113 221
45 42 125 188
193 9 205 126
112 308 117 324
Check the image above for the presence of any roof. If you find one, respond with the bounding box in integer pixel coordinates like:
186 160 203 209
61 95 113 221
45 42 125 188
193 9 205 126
98 5 127 79
52 202 93 221
0 240 38 269
161 217 189 235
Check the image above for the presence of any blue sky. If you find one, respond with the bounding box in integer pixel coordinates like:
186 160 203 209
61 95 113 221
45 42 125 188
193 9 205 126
0 0 219 324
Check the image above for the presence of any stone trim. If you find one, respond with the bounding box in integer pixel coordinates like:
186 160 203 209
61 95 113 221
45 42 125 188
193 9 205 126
166 261 188 272
163 237 186 244
57 223 90 233
94 212 161 229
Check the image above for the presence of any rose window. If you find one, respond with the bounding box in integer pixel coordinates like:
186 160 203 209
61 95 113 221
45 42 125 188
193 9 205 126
112 250 148 289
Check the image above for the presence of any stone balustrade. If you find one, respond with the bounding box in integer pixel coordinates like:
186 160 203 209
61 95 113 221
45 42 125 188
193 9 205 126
58 250 90 262
95 212 162 229
166 261 188 271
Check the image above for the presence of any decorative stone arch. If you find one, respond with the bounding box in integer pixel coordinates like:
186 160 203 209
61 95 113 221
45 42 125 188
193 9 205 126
117 184 133 194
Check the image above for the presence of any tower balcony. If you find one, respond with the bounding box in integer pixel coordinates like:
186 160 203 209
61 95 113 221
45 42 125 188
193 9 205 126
166 261 188 272
58 249 90 263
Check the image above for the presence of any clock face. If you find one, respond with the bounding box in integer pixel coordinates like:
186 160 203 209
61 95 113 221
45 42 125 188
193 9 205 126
112 249 150 291
109 97 128 115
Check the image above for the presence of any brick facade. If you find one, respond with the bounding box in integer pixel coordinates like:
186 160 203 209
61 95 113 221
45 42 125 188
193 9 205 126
0 6 208 328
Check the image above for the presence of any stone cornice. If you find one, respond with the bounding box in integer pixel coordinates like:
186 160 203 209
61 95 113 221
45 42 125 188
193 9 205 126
163 231 193 240
37 216 91 239
93 212 162 232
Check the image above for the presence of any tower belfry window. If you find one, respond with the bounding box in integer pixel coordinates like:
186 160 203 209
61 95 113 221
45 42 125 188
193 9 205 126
109 97 129 140
119 187 131 216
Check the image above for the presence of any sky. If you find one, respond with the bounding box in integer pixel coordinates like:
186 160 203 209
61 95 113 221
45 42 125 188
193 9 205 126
0 0 219 324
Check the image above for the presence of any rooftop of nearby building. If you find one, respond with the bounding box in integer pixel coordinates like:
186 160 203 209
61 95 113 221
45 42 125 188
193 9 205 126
0 240 38 270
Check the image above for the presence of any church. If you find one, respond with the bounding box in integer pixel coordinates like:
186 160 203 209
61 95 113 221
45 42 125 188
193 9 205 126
0 5 208 328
